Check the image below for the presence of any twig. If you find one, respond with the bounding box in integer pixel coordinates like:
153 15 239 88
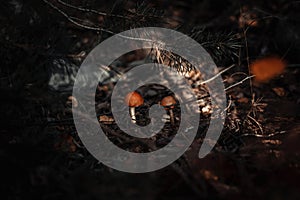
240 131 286 138
199 64 235 85
57 0 130 20
42 0 165 45
247 115 264 135
240 6 254 96
224 95 232 111
224 75 254 91
42 0 107 31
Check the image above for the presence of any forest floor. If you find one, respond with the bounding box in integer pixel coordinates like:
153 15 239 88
0 0 299 199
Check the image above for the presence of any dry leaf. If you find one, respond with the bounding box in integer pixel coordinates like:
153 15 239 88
99 115 114 124
262 139 282 145
272 87 286 97
67 96 78 107
201 170 219 181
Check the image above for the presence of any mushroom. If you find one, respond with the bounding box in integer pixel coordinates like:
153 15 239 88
125 91 144 123
160 96 176 125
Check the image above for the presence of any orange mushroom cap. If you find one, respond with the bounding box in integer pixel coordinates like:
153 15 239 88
160 96 176 109
250 56 286 83
125 91 144 107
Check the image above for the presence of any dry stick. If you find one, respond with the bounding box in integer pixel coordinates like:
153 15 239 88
224 75 255 91
240 9 273 98
240 131 287 138
58 0 174 21
224 95 233 111
158 65 247 109
243 19 253 96
57 0 131 19
199 64 235 85
42 0 165 45
247 115 264 135
42 0 107 31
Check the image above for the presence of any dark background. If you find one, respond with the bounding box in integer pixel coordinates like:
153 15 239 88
0 0 299 199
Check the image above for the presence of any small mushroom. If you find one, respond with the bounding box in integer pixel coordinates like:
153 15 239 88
125 91 144 123
160 96 176 125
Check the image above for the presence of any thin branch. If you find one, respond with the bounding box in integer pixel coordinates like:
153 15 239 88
200 64 235 85
240 7 254 96
42 0 165 45
57 0 131 20
240 131 286 138
224 75 254 91
42 0 107 31
247 115 264 135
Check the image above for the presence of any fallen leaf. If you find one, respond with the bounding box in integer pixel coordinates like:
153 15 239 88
262 139 282 145
272 87 286 97
201 170 219 181
67 96 78 107
99 115 114 124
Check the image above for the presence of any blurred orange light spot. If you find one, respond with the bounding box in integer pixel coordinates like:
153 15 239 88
250 56 286 82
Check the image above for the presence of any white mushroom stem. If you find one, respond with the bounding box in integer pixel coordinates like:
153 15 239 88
169 109 175 125
129 107 136 123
